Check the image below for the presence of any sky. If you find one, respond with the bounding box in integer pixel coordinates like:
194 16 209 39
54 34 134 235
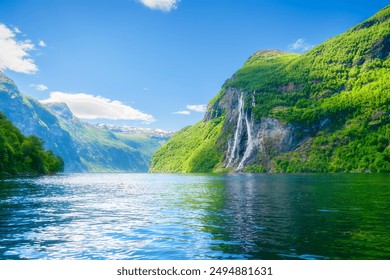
0 0 388 131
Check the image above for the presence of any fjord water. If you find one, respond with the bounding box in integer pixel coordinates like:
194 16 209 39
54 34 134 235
0 173 389 260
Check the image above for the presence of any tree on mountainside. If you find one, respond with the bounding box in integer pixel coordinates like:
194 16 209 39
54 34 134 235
0 112 64 175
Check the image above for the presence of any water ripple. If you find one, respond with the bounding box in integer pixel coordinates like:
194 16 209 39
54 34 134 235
1 173 389 259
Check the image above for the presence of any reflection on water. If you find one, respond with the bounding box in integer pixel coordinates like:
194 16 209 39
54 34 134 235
0 173 389 259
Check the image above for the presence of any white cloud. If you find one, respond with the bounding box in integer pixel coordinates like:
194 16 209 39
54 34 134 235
30 84 48 91
186 104 207 113
288 38 314 52
38 40 47 47
0 24 37 74
139 0 180 11
13 27 21 33
41 91 155 123
172 110 190 115
172 104 206 115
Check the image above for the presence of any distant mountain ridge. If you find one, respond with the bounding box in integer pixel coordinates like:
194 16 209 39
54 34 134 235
150 5 390 173
0 72 85 171
94 123 174 138
0 73 172 172
44 102 172 172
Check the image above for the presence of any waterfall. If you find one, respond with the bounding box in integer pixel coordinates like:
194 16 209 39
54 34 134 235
226 92 256 170
226 92 244 167
237 110 254 170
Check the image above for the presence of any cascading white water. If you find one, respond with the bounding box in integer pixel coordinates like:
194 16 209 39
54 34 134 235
237 109 255 170
226 92 256 170
226 93 244 167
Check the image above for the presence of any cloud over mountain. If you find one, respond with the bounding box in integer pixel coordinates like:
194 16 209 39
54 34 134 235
41 91 155 123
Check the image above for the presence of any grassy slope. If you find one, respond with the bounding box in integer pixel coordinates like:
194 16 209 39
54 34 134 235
58 120 149 172
149 117 225 173
150 5 390 173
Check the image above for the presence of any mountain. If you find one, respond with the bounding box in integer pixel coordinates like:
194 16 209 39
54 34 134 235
93 124 174 170
0 72 85 172
150 5 390 173
0 73 172 172
0 112 63 175
94 124 174 138
44 102 172 172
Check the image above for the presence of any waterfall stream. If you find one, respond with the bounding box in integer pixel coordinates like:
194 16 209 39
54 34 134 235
226 93 255 170
237 109 255 170
226 93 244 167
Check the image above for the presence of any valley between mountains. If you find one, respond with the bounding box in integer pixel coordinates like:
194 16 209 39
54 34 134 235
1 5 389 174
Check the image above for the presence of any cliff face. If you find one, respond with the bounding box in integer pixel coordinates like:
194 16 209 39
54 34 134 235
0 73 172 172
0 72 86 172
150 5 390 173
206 87 298 171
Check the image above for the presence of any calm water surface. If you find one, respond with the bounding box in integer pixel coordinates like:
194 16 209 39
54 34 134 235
0 173 389 260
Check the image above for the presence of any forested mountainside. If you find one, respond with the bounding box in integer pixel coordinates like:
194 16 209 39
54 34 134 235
0 113 63 175
150 5 390 173
0 71 84 171
0 72 172 172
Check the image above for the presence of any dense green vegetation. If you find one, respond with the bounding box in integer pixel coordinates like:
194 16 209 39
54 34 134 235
151 5 390 173
0 113 64 175
2 70 171 172
150 117 225 172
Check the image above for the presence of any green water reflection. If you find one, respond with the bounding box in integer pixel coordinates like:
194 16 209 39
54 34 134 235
0 173 389 259
175 174 390 259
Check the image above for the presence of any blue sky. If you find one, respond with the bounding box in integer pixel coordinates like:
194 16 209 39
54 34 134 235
0 0 388 131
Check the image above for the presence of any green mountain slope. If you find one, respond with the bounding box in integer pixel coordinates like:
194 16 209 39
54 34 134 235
45 103 172 172
150 117 225 173
0 113 63 175
1 72 172 172
0 72 86 172
150 5 390 173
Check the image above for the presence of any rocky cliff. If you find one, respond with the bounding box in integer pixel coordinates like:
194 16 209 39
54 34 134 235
205 87 299 171
0 73 172 172
0 72 85 172
150 5 390 173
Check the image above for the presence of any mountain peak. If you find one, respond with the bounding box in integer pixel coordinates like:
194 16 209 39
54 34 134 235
94 123 175 138
246 50 299 65
0 71 20 97
150 5 390 174
43 102 76 121
251 50 294 58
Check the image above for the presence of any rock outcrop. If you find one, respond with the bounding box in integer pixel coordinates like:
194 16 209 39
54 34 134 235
150 5 390 173
206 88 297 171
